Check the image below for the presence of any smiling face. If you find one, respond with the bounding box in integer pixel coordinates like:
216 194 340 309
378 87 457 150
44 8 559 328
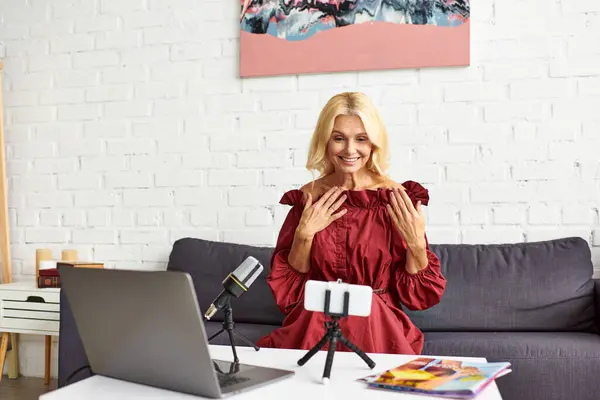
327 114 373 174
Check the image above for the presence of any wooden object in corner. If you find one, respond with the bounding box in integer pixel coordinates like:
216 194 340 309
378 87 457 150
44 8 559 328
0 60 12 285
0 59 15 385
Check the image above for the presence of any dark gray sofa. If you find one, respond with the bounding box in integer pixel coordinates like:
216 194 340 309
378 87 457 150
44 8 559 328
58 236 600 399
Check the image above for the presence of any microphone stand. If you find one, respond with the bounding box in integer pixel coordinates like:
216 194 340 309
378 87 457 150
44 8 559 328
213 360 241 375
297 289 376 383
213 360 241 386
207 297 259 363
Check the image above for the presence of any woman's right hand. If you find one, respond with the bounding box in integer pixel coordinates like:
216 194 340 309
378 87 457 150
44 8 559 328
295 186 347 240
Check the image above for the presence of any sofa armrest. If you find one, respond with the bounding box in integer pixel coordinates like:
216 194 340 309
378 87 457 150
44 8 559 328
595 279 600 333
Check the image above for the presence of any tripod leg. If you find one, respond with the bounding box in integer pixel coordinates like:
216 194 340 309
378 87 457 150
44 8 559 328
338 335 376 369
232 329 259 351
322 335 338 384
297 331 330 366
227 330 239 363
208 329 224 342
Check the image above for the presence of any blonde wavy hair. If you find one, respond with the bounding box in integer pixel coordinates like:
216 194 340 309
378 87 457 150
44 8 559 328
306 92 390 178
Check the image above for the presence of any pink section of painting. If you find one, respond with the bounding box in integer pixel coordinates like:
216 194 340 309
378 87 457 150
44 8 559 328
239 0 471 77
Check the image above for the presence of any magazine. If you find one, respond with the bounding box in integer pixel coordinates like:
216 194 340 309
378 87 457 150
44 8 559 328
358 357 511 399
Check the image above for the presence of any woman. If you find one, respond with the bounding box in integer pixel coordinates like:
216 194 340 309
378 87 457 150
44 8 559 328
256 92 446 355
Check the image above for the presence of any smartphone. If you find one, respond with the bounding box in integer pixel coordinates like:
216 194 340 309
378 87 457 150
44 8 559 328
303 280 373 317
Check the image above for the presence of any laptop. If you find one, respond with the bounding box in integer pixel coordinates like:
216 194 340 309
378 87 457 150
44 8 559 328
58 265 295 398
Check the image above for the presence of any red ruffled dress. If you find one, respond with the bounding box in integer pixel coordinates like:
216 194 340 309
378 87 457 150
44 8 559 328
256 181 447 355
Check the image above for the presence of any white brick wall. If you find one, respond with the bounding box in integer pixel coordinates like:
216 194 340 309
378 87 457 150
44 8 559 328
1 0 600 378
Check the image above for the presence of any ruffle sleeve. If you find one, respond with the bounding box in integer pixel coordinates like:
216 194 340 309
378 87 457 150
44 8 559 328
394 236 446 311
267 190 309 315
390 181 446 311
401 180 430 206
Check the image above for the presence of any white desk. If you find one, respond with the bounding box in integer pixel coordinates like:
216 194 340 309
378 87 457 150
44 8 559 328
0 281 60 384
40 345 503 399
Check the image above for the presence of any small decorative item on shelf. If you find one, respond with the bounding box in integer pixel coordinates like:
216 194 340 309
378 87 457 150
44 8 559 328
38 262 104 288
38 268 61 289
35 248 53 288
61 249 78 261
38 259 58 288
39 260 57 271
35 248 103 288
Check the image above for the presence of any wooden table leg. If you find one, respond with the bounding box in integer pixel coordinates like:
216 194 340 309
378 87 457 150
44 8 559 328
7 333 18 379
44 335 51 385
0 332 9 384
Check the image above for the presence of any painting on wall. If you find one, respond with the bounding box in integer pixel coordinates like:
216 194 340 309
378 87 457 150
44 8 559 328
239 0 470 77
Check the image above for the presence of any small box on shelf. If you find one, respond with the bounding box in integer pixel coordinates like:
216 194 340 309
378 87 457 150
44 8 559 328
38 268 60 289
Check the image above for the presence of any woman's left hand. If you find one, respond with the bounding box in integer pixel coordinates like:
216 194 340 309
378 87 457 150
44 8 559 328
386 187 427 251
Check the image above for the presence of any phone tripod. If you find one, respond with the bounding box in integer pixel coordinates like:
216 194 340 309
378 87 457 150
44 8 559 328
207 298 259 363
297 289 376 383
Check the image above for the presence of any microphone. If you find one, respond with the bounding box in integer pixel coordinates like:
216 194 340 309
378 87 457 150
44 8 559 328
204 256 263 320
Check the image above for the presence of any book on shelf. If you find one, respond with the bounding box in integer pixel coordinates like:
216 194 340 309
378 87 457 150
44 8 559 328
358 356 511 399
38 268 60 288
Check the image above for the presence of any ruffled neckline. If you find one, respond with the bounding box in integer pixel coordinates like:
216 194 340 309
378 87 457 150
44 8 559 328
279 180 430 209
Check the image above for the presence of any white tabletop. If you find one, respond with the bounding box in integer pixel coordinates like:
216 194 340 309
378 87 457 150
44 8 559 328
40 345 503 400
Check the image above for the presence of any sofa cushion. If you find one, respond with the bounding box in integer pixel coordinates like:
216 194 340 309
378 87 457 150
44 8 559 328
406 237 596 333
166 237 283 326
423 331 600 359
423 331 600 400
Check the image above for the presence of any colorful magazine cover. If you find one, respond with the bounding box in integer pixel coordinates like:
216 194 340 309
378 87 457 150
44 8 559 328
359 357 511 399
